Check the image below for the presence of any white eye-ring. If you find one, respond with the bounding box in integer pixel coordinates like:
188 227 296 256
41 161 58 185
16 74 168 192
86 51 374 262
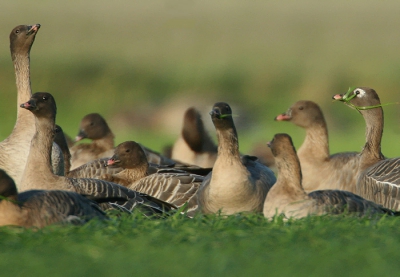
354 88 366 98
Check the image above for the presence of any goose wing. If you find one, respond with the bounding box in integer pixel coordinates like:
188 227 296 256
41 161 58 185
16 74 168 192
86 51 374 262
358 158 400 211
67 158 123 179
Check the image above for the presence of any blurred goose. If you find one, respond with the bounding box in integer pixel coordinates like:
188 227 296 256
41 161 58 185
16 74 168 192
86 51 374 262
104 141 203 216
275 100 359 193
333 87 400 210
70 113 179 170
19 92 175 216
0 24 63 188
70 113 115 169
171 107 218 168
263 134 396 219
197 102 276 215
0 169 107 228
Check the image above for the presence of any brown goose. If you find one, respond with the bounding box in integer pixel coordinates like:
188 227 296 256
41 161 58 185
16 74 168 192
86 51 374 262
0 24 63 187
19 92 175 216
104 141 203 216
263 134 396 219
69 113 178 169
0 169 107 228
171 107 218 168
333 87 400 210
197 102 276 215
70 113 115 170
275 100 359 193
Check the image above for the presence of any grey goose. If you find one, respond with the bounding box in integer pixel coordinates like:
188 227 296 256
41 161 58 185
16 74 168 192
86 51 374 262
333 87 400 210
263 133 397 219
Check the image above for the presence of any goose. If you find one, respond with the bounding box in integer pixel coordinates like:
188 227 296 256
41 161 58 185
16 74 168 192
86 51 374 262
0 169 107 228
70 113 115 170
197 102 276 215
332 87 400 210
263 133 397 219
103 141 203 216
171 107 218 168
19 92 175 216
0 24 64 187
69 113 179 169
275 100 359 193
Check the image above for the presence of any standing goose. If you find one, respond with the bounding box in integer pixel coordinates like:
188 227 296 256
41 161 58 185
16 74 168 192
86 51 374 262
0 24 63 187
275 100 359 193
197 102 276 215
171 107 218 168
263 134 396 219
0 169 107 228
333 87 400 210
19 92 175 215
103 141 203 216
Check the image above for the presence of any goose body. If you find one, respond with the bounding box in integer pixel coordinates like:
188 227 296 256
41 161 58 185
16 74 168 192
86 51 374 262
197 102 276 215
0 169 106 228
275 100 359 193
333 87 400 210
104 141 203 216
263 134 396 219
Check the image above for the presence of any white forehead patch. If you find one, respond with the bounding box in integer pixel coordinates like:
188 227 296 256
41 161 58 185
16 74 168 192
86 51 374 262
354 88 366 98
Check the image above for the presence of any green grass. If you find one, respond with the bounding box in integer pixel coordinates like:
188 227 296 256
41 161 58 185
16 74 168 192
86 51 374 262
1 212 400 276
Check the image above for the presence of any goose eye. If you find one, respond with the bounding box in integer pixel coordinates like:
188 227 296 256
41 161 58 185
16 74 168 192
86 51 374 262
126 149 130 153
299 106 304 110
42 96 48 100
15 29 20 34
355 90 360 95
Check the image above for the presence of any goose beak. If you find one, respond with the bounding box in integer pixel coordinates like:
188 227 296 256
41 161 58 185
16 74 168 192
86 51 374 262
106 158 120 167
20 100 36 110
209 108 221 119
27 24 41 35
332 94 344 101
275 113 291 121
75 130 86 142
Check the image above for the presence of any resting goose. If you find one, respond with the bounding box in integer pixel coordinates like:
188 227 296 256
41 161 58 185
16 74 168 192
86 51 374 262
0 169 107 228
0 24 63 187
197 102 276 215
103 141 203 216
333 87 400 210
70 113 115 170
19 92 175 216
171 107 218 168
275 100 359 193
69 113 179 169
263 133 396 219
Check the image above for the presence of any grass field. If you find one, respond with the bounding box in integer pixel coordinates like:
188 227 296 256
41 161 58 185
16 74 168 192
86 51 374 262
1 1 400 276
1 212 400 276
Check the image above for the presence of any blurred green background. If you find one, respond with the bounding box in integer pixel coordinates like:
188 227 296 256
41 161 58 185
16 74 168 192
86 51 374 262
1 0 400 156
